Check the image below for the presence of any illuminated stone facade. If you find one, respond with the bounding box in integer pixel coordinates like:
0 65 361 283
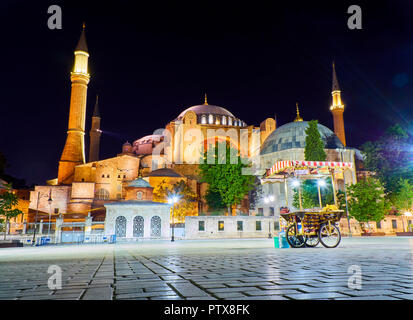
28 28 356 229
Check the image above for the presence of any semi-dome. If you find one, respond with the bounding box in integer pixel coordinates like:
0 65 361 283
260 121 344 155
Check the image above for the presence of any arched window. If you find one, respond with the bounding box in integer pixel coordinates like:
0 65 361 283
95 188 109 200
208 114 214 124
115 216 127 238
201 115 207 124
228 117 233 126
133 216 144 237
222 116 227 125
151 216 162 237
137 191 143 200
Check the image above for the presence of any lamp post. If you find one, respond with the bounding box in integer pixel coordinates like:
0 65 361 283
168 195 179 242
47 190 53 235
32 189 53 246
264 195 275 238
337 148 352 237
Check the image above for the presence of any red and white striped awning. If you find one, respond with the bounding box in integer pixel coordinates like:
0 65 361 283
267 160 353 177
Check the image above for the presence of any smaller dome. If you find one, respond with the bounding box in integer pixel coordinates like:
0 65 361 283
148 168 183 178
127 178 152 188
260 121 344 155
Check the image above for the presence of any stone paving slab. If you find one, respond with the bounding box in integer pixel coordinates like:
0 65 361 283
1 238 413 300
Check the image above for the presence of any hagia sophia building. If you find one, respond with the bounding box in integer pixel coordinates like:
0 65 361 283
27 26 364 231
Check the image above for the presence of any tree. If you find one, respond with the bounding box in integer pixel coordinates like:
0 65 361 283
346 178 390 231
391 178 413 214
0 183 23 240
167 180 197 223
248 176 264 210
199 142 255 215
304 120 327 161
152 179 169 203
361 124 413 193
205 188 225 211
153 179 197 222
293 121 329 209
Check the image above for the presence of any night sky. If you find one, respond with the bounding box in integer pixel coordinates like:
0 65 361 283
0 0 412 186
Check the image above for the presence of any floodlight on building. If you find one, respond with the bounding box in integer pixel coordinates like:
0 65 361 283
318 180 326 187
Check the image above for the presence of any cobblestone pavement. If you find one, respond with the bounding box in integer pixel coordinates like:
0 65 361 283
0 237 412 300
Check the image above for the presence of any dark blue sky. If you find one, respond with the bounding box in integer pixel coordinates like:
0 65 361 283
0 0 412 186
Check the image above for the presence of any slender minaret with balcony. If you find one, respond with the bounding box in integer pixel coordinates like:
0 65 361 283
89 95 102 162
58 24 90 184
330 62 346 146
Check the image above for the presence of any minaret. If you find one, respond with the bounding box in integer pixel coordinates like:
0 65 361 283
89 95 102 162
204 93 208 105
330 62 346 146
58 24 90 184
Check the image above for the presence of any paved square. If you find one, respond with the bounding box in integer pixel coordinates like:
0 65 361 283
0 237 412 300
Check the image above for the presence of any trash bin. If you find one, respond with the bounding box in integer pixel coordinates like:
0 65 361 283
273 237 280 248
279 231 290 248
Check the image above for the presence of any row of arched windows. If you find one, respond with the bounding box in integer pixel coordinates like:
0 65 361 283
115 215 162 238
200 114 246 127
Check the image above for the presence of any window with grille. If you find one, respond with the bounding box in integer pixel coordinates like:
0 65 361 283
95 188 109 200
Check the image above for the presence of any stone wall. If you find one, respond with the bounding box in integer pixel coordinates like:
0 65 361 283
185 216 278 239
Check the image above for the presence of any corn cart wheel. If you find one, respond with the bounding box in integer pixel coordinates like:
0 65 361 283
318 223 341 248
286 224 306 248
304 235 319 247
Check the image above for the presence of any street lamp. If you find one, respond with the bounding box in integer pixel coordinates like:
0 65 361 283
263 195 275 238
32 189 53 246
47 190 53 236
168 195 179 242
336 147 352 237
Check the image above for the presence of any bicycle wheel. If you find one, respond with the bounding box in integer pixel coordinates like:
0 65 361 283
305 235 319 247
286 224 306 248
318 223 341 248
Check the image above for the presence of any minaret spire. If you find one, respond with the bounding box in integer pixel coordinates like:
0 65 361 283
89 95 102 163
294 102 303 122
75 22 88 53
204 93 208 105
330 61 346 146
93 94 100 118
332 61 340 92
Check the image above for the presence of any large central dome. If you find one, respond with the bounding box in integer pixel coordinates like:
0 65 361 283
175 96 246 127
177 104 235 119
260 121 344 155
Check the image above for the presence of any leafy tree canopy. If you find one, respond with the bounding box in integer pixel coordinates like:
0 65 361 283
0 183 24 239
346 177 390 223
199 142 255 214
391 178 413 214
304 120 327 161
361 124 413 193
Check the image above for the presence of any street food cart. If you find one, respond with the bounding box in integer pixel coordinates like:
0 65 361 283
261 160 354 248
